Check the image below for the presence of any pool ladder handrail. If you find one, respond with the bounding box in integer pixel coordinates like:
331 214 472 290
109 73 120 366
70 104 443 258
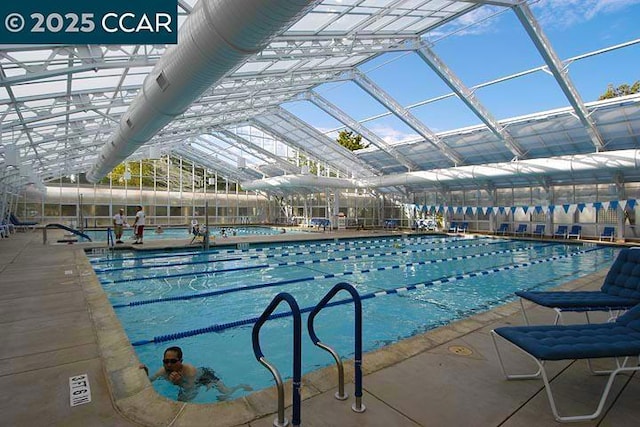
252 292 302 427
307 282 366 413
106 227 115 249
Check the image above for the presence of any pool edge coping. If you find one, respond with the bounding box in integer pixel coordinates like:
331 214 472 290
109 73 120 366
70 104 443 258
79 243 610 427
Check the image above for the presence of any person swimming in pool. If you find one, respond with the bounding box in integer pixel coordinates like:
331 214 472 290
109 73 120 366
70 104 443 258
139 346 252 401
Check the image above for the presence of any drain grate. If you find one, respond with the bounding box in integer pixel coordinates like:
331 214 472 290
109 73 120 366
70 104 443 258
448 345 473 356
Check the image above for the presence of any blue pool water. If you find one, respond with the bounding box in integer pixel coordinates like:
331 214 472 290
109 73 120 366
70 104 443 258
89 235 620 403
83 225 296 242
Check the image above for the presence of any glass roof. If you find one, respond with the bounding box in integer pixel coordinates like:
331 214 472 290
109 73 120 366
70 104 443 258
1 0 639 196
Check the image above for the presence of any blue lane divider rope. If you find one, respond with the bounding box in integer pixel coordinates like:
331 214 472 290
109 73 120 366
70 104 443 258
96 239 508 275
115 243 556 308
130 246 602 347
89 235 471 264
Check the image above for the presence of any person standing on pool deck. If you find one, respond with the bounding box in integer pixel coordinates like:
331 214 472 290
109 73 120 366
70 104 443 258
140 346 252 401
112 208 126 244
132 205 145 244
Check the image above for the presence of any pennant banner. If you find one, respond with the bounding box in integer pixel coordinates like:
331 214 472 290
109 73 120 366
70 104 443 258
628 199 637 210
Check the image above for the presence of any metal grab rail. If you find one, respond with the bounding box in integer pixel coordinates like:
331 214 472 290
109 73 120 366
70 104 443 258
307 282 365 413
252 292 302 427
106 227 115 249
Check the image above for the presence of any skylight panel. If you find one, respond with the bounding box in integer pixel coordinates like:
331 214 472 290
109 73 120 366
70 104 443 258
23 99 55 109
287 12 339 32
234 61 272 75
403 17 439 33
322 0 360 5
419 0 452 12
342 55 369 66
314 4 350 13
264 60 301 73
361 15 396 32
11 81 66 98
121 74 146 87
443 2 471 13
378 16 421 32
323 14 370 32
401 0 429 8
8 49 54 63
72 75 123 91
360 0 395 7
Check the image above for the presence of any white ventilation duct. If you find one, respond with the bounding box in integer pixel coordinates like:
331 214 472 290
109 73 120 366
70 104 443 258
242 149 640 190
86 0 316 183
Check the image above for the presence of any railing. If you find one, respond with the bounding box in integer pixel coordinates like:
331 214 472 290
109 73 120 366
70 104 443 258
252 292 302 427
106 227 115 249
307 282 365 413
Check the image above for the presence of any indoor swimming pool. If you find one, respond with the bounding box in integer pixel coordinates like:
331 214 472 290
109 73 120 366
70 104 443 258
89 235 620 403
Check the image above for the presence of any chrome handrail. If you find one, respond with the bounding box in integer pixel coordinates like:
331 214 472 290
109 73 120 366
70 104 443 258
252 292 302 427
106 227 115 249
307 282 366 413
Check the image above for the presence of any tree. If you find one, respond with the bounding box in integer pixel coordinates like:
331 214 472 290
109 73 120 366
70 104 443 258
336 130 367 151
599 81 640 100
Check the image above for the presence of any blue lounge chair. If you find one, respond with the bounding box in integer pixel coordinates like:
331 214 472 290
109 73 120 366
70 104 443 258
448 222 458 233
515 248 640 325
530 224 545 237
9 213 38 226
514 224 527 236
496 223 509 235
491 303 640 422
457 222 468 233
567 225 582 239
553 225 568 239
600 226 615 241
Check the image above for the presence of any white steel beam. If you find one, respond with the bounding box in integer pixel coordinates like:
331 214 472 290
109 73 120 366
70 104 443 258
305 91 420 171
416 44 527 159
351 69 463 166
512 2 605 150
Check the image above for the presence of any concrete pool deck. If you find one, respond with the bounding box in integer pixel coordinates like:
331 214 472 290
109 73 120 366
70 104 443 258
1 228 638 426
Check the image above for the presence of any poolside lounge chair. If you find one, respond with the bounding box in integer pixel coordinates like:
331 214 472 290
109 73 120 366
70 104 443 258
553 225 568 239
457 222 469 233
600 226 615 241
448 222 458 233
531 224 545 237
567 225 582 239
515 248 640 325
9 213 37 231
491 303 640 422
496 223 509 235
514 224 527 236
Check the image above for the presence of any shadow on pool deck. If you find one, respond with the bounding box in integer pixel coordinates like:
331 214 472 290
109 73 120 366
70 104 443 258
0 228 637 426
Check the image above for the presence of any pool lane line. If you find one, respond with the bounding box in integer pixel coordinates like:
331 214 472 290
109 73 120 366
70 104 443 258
113 243 556 306
88 235 470 264
129 246 603 347
104 242 545 285
94 239 510 273
411 248 619 318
